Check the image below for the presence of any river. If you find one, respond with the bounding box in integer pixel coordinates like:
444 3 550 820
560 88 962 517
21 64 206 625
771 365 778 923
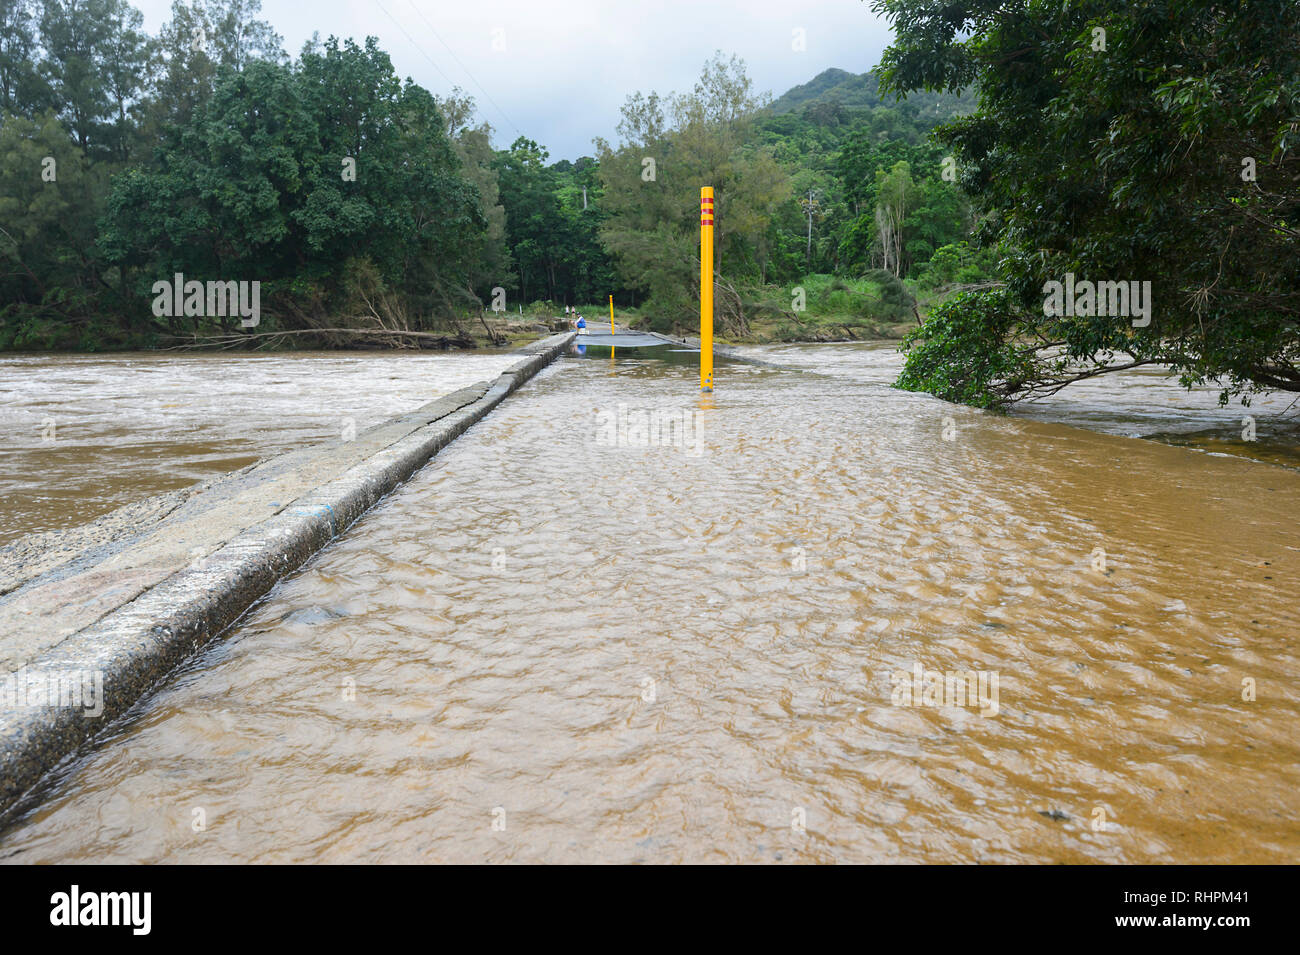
1 342 1296 862
0 349 521 545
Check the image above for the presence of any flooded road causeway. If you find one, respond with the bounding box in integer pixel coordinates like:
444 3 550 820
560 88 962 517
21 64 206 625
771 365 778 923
2 345 1297 863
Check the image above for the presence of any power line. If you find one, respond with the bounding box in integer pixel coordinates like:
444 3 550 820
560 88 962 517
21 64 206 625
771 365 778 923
369 0 525 142
404 0 526 140
369 0 459 92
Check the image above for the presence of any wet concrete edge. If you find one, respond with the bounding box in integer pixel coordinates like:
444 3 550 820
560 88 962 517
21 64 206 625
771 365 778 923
0 332 575 819
643 331 801 370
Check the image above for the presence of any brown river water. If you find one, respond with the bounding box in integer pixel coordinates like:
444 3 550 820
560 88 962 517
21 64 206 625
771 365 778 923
1 343 1297 863
0 350 519 545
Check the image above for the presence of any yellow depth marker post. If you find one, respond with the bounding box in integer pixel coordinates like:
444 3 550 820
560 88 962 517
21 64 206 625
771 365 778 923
700 187 714 392
609 294 615 335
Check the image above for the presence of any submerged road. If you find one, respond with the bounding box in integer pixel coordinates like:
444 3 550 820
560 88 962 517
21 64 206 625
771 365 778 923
2 342 1297 863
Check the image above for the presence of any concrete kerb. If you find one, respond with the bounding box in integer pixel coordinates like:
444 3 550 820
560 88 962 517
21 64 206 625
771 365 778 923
0 331 575 819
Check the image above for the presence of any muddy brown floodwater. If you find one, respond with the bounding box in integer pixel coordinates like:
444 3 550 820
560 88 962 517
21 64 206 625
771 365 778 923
1 343 1297 863
742 342 1300 470
0 349 520 545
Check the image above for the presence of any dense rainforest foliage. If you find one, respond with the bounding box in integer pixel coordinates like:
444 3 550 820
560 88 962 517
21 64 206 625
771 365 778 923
0 0 976 350
879 0 1300 404
1 0 496 348
593 52 986 339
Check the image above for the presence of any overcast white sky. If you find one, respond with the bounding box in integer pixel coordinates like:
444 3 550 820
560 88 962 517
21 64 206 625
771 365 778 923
129 0 896 159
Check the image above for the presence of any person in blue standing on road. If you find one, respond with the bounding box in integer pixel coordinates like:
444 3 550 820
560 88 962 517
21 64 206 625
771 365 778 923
573 312 587 334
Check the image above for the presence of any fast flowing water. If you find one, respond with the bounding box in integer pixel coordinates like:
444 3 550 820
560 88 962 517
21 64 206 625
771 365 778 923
1 343 1297 863
0 350 519 545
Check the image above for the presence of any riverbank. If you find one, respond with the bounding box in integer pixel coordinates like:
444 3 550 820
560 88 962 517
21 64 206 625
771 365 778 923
735 316 916 343
0 314 563 355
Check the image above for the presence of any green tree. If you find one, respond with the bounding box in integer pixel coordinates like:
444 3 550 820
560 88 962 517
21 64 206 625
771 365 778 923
0 0 43 115
36 0 150 157
437 88 512 298
494 136 566 303
596 52 790 333
99 0 150 161
875 0 1300 401
0 111 109 346
38 0 113 152
98 36 485 335
873 160 913 277
146 0 283 133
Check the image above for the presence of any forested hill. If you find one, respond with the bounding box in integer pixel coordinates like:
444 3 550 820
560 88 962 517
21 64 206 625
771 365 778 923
768 67 976 126
770 68 862 113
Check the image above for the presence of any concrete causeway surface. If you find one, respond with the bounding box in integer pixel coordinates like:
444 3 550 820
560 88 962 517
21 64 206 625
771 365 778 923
572 332 669 347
